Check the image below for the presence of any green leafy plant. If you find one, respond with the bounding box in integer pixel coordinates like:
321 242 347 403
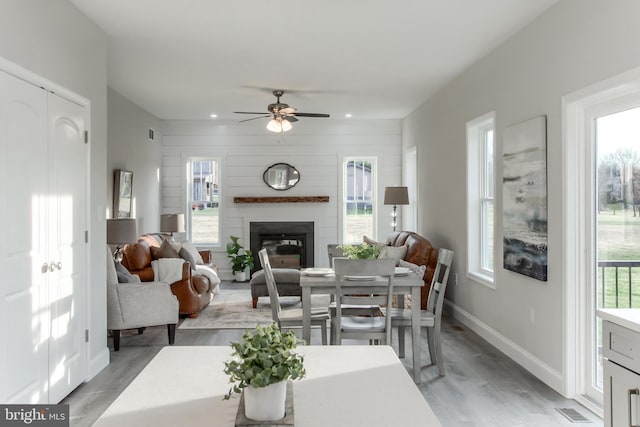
223 323 306 400
226 235 255 273
338 242 382 259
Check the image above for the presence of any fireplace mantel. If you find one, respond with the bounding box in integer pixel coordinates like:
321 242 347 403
234 196 329 204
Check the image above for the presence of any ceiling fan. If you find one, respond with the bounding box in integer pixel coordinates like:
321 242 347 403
234 90 330 132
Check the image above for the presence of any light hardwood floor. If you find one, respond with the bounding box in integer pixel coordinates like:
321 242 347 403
63 296 602 426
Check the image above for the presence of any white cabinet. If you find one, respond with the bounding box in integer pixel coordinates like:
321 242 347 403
0 68 88 404
602 316 640 427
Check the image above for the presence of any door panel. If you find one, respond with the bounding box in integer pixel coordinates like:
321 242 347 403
47 94 87 403
0 70 49 403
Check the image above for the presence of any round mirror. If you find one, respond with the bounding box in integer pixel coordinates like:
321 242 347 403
263 163 300 191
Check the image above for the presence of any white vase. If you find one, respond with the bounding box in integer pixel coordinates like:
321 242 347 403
244 381 287 421
234 271 247 282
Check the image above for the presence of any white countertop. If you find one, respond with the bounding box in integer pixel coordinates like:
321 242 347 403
597 308 640 333
94 345 441 427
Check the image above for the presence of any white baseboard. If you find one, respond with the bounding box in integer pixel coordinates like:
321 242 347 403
87 347 110 381
445 300 565 395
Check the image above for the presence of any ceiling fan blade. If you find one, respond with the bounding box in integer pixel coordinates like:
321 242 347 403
238 115 271 123
284 116 298 123
234 111 269 115
279 107 296 115
293 112 330 118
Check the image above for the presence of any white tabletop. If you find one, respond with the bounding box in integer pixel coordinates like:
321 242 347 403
94 345 441 427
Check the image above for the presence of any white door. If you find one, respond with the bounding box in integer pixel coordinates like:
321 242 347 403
585 103 640 408
0 70 49 403
0 70 87 404
47 93 87 403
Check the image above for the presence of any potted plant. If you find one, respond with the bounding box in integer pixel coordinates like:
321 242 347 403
338 242 382 259
223 323 305 421
226 235 254 282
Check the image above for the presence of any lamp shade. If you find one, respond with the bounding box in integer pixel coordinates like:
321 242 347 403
384 186 409 205
160 213 185 233
107 218 138 245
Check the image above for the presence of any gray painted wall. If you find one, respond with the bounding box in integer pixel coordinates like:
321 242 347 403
107 88 163 233
0 0 109 378
402 0 640 394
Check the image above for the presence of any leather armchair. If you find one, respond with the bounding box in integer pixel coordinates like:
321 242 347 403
384 231 439 310
121 235 214 318
106 246 178 351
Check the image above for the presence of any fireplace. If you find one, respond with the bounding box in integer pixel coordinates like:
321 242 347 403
250 222 314 273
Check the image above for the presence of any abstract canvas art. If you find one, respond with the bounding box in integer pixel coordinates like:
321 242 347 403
502 115 548 281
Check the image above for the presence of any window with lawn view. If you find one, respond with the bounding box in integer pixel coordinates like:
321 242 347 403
344 158 376 243
591 105 640 395
188 158 220 245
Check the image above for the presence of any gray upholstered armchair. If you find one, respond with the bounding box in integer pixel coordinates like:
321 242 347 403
106 246 179 351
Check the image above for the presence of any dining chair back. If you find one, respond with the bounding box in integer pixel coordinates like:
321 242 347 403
258 248 329 344
327 244 346 268
426 248 454 319
332 258 396 345
258 248 283 324
389 247 454 376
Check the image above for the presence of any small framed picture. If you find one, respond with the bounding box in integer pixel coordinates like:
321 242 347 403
114 169 133 218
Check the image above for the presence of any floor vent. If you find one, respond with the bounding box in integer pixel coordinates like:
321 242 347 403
555 408 591 423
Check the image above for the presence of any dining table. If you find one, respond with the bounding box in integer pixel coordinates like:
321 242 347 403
299 267 425 383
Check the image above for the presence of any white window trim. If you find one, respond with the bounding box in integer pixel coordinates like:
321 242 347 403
403 146 418 232
466 111 496 289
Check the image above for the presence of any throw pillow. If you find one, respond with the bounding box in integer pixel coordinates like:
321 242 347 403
114 262 141 283
398 259 426 278
363 235 386 246
179 247 197 268
150 238 181 260
180 240 204 265
378 244 408 265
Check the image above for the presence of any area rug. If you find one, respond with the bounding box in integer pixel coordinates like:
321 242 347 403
178 289 330 330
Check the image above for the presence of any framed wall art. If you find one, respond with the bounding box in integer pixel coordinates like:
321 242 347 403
113 169 133 218
502 115 548 281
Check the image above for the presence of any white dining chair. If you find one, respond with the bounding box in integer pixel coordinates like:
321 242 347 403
385 248 454 376
258 249 329 345
327 244 345 268
332 258 396 345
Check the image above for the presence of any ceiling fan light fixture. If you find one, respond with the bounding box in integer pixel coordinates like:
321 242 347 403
281 119 293 132
266 117 293 133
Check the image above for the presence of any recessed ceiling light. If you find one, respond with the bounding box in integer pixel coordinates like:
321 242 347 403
345 113 352 118
210 113 218 119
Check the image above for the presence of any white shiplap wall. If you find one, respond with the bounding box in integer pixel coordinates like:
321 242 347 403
161 119 402 279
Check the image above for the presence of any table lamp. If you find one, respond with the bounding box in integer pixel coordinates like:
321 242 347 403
384 186 409 232
107 218 138 262
160 213 185 238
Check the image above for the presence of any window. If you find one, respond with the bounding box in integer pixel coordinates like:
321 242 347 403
467 112 495 286
188 158 220 245
343 157 376 243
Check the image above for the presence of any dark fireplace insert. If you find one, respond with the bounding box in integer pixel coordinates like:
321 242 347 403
249 221 314 274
